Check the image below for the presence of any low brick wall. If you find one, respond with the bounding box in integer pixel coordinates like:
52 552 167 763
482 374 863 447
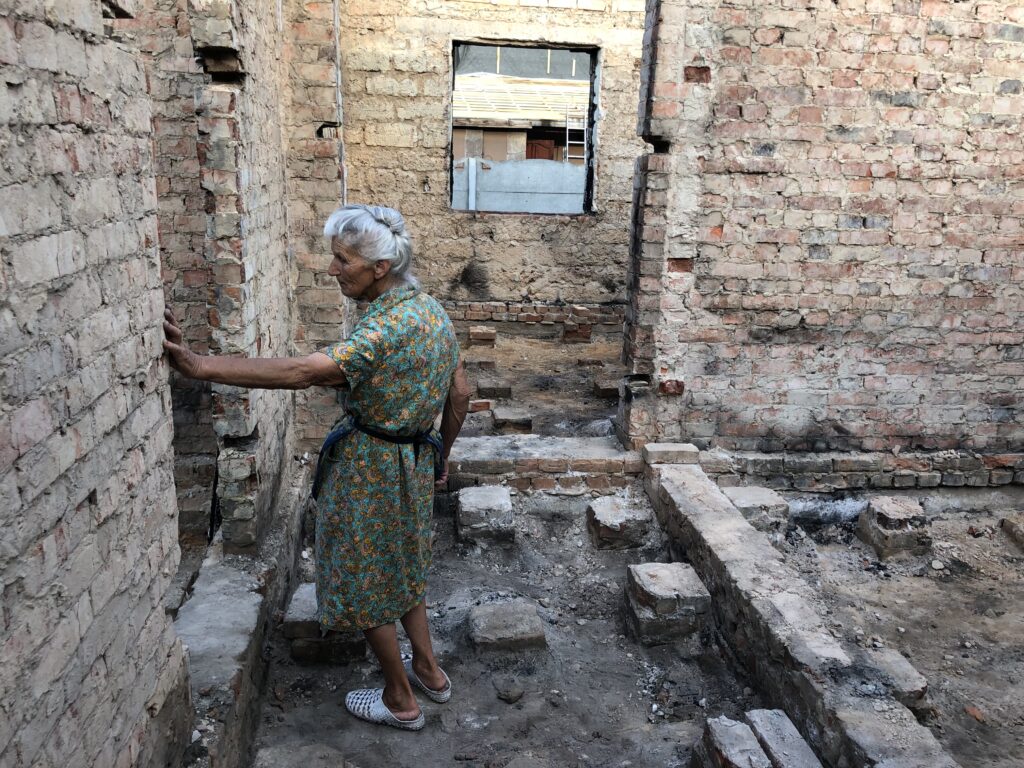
648 464 960 768
701 450 1024 492
443 300 625 336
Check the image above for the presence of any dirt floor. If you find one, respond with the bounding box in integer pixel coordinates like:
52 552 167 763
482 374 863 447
779 488 1024 768
251 486 763 768
460 333 625 438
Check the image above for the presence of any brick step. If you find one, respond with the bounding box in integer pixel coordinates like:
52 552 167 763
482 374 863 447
282 583 365 664
624 562 710 648
492 406 533 434
586 496 652 549
449 435 642 495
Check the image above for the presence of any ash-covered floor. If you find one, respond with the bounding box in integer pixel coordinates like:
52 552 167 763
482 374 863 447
250 487 763 768
778 488 1024 768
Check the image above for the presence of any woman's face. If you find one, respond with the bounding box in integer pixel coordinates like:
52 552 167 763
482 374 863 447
328 238 391 300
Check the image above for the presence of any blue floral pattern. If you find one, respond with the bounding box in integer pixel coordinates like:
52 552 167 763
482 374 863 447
316 286 458 630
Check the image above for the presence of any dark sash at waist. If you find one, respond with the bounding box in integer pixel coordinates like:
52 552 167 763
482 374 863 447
311 413 443 499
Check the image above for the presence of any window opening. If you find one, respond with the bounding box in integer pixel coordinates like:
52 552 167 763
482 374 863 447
451 42 597 215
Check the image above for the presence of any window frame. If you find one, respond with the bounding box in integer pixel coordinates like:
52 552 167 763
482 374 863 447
448 39 600 217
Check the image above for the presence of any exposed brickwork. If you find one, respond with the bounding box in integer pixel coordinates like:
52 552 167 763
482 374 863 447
704 449 1024 491
120 0 217 536
336 0 647 305
625 0 1024 457
284 0 348 453
0 3 190 766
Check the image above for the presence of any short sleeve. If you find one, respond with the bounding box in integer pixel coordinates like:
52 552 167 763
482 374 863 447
320 317 385 389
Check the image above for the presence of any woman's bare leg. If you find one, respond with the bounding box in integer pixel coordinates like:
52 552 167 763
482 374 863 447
400 600 448 691
362 622 421 719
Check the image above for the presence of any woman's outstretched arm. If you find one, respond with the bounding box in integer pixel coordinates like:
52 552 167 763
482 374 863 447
162 307 347 390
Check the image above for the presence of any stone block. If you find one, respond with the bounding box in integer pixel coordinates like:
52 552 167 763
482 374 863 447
457 486 514 541
643 442 700 464
587 497 652 549
857 496 931 558
691 716 772 768
283 584 365 664
492 407 532 434
594 379 619 398
468 599 547 650
864 648 929 711
477 378 512 399
744 709 823 768
468 326 497 347
1001 516 1024 551
722 486 789 532
283 583 320 639
626 562 709 645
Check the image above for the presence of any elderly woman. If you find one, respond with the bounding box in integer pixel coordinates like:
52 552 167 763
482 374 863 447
163 204 471 731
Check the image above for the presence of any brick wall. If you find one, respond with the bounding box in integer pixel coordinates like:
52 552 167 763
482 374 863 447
336 0 647 305
624 0 1024 457
284 0 348 453
122 0 218 539
0 3 191 766
187 0 297 549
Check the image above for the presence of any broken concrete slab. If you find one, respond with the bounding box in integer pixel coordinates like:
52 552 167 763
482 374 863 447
744 709 823 768
457 486 515 541
863 648 929 711
643 442 700 464
857 496 931 558
722 486 789 532
587 496 652 549
492 406 533 434
691 716 772 768
282 583 366 664
476 378 512 399
469 598 547 650
651 464 962 768
625 562 710 646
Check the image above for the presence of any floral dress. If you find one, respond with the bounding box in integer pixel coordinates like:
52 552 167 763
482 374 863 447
317 285 459 631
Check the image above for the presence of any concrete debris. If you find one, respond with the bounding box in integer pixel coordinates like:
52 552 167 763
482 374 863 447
691 716 772 768
857 496 932 558
625 562 710 646
468 598 547 650
457 486 515 542
744 709 823 768
1000 516 1024 551
722 486 789 532
587 496 652 549
863 648 929 711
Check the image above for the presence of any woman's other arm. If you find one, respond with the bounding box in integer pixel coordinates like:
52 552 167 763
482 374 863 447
162 308 347 390
435 357 471 489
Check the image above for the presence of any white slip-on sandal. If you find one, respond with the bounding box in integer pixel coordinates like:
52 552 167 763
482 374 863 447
404 660 452 704
344 688 425 731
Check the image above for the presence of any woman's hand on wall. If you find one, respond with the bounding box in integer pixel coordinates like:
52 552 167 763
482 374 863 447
163 307 204 379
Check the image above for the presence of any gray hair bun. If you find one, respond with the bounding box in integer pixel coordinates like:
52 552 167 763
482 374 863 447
323 204 418 287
